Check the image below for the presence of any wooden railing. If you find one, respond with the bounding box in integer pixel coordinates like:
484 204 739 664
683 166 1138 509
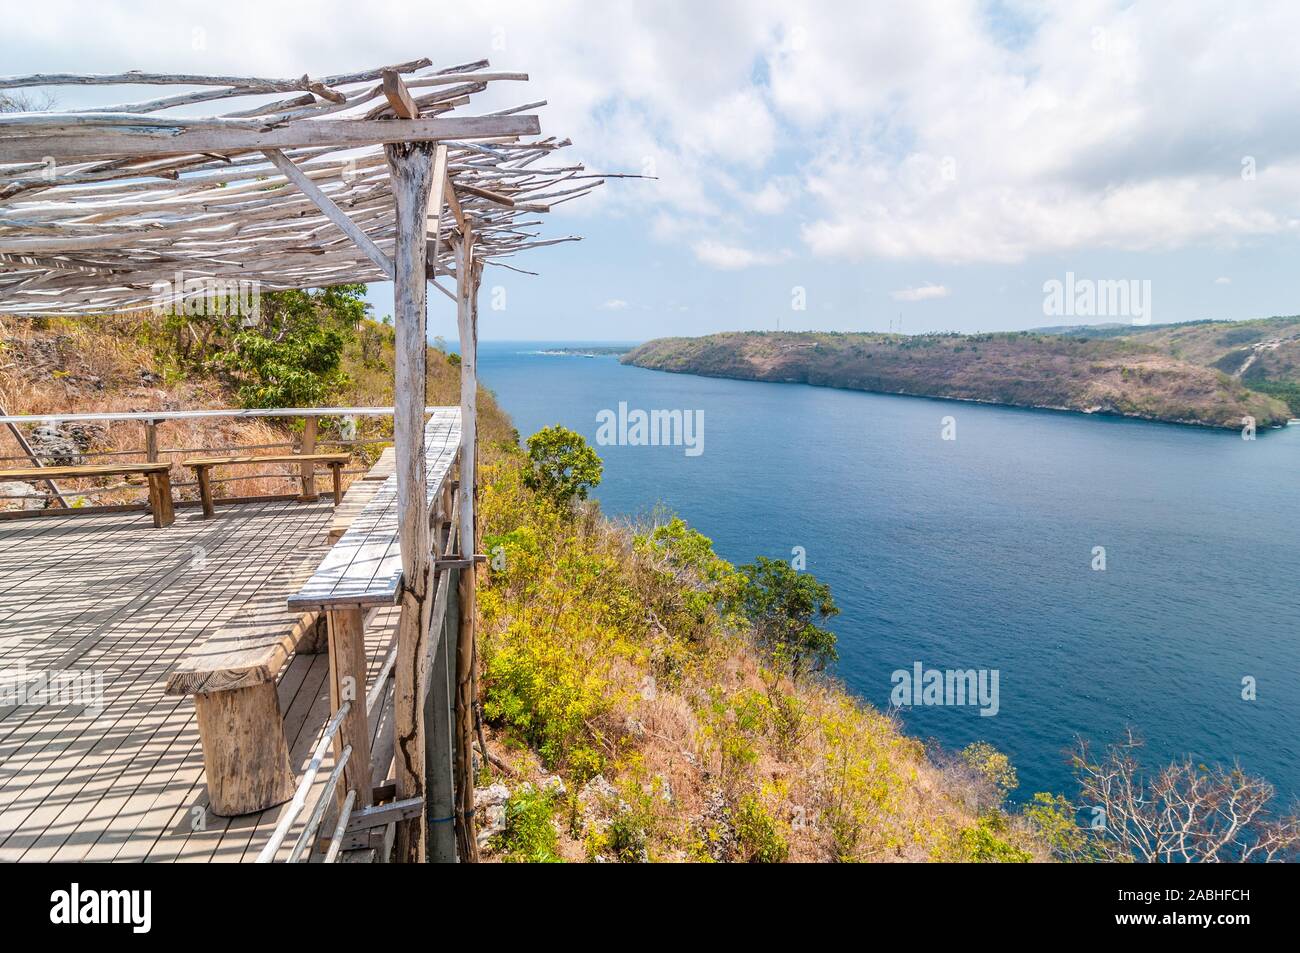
257 413 467 858
1 404 478 862
259 442 466 863
0 406 445 511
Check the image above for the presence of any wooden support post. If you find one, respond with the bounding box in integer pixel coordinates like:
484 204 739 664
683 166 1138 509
299 415 318 501
424 476 457 861
331 462 343 506
425 570 458 862
327 608 373 812
453 232 482 862
196 465 215 519
144 419 159 462
385 139 443 864
194 683 295 816
146 469 175 528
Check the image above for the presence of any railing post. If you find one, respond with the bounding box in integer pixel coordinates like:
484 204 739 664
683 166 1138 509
326 608 373 811
144 418 159 462
385 140 445 863
454 242 483 862
425 565 458 862
299 415 318 500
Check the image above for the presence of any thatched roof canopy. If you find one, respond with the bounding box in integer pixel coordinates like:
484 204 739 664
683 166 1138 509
0 58 602 314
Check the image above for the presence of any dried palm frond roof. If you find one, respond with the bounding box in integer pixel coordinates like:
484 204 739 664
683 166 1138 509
0 58 605 314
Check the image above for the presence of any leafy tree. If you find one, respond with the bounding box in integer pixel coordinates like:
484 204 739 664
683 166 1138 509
227 324 347 408
961 741 1019 802
1022 792 1103 863
634 517 743 638
523 425 603 507
218 285 367 408
736 556 838 676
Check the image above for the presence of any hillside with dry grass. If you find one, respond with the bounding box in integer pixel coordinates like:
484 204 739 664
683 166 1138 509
1039 315 1300 417
0 312 513 508
472 448 1056 863
0 309 1058 863
624 330 1291 429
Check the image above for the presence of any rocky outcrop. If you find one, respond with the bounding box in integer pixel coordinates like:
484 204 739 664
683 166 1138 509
0 481 43 511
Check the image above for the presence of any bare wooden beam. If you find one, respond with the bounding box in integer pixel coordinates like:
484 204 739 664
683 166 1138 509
427 145 448 244
381 70 419 119
386 139 437 865
262 147 395 280
445 176 468 232
455 183 516 208
453 227 482 863
1 115 542 163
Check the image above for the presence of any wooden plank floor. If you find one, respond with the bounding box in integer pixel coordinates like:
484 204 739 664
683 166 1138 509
0 499 397 862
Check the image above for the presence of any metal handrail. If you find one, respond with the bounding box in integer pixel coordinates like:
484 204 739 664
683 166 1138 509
288 745 352 863
0 405 451 425
0 438 391 463
256 701 351 863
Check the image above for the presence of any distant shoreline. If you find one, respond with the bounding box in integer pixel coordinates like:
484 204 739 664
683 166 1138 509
622 329 1295 431
535 345 633 357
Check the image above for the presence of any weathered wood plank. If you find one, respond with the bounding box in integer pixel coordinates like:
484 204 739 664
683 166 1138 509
0 116 542 162
0 498 334 860
286 411 459 611
180 453 348 467
0 462 170 479
163 557 322 695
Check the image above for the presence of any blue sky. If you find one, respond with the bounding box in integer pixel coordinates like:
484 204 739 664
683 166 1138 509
6 0 1300 340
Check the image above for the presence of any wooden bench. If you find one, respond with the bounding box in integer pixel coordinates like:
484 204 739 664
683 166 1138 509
0 462 174 527
164 555 329 816
181 453 350 518
289 416 460 613
287 411 461 817
326 477 385 543
162 431 452 818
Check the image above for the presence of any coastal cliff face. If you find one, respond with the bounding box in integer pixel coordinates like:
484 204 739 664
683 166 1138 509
622 330 1293 429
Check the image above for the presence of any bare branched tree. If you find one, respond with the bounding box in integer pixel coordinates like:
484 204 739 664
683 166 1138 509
0 91 55 113
1073 731 1300 862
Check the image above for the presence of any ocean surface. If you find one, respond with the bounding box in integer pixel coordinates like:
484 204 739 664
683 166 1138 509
477 340 1300 802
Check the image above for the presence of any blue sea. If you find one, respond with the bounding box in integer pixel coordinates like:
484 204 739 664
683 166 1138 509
477 340 1300 802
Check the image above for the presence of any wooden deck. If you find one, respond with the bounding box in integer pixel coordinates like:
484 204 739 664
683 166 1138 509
0 498 397 862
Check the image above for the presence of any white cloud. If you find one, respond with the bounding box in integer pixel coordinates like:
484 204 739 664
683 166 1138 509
600 298 630 310
1215 276 1232 284
746 177 799 215
692 240 792 270
891 284 950 302
771 1 1300 263
11 1 1300 268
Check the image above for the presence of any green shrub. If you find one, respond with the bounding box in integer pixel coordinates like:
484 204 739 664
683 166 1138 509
1023 792 1102 862
958 815 1032 863
523 425 603 507
961 741 1018 802
735 792 789 863
494 786 562 863
736 556 839 676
